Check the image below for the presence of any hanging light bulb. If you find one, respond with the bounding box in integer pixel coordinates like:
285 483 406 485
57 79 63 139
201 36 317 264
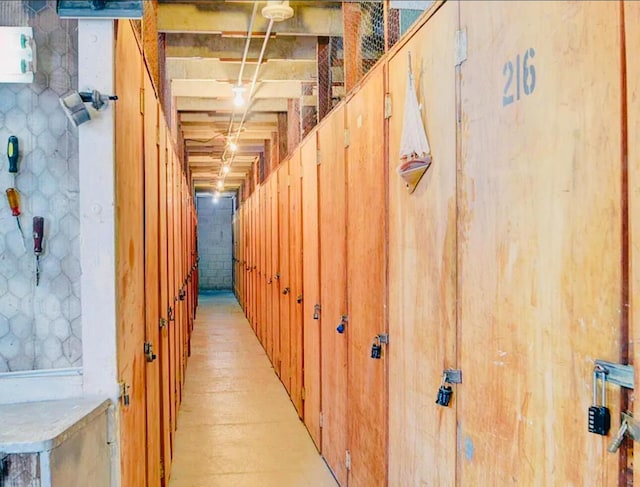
229 141 238 152
222 165 230 175
217 180 224 190
232 84 245 107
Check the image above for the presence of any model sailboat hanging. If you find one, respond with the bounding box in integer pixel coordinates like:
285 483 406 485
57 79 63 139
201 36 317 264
397 52 432 194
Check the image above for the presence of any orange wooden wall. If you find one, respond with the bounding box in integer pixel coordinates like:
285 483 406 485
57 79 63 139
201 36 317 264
233 1 639 486
115 20 198 487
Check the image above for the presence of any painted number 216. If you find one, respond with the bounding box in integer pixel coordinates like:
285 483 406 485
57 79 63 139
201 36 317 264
502 48 536 107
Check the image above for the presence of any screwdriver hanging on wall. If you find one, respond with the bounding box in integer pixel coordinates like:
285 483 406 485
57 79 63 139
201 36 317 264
6 188 25 242
33 216 44 286
7 136 19 185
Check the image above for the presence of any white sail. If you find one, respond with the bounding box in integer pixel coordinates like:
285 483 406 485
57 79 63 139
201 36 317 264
399 72 430 160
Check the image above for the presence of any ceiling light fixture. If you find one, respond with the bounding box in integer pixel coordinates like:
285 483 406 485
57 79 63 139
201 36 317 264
222 165 230 175
262 1 294 22
232 84 246 107
229 141 238 152
217 180 224 190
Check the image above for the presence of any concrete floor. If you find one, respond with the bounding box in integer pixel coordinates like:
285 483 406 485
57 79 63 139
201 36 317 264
169 291 338 487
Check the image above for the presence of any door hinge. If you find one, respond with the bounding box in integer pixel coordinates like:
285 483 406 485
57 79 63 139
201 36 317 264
455 29 468 66
319 412 324 428
301 387 306 401
144 341 157 362
384 93 392 119
159 317 168 329
119 381 130 407
344 128 350 148
345 450 351 471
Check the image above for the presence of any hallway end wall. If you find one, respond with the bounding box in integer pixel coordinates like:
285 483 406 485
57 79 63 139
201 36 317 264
196 195 233 290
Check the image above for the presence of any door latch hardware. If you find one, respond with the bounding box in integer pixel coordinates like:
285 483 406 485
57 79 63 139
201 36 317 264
282 287 290 295
119 381 130 406
336 315 348 334
609 412 640 452
588 365 610 436
594 359 634 389
159 317 167 329
297 294 303 304
313 304 321 320
144 342 157 363
168 306 174 322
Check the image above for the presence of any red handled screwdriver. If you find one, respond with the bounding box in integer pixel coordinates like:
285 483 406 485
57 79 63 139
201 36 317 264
33 216 44 286
6 188 25 241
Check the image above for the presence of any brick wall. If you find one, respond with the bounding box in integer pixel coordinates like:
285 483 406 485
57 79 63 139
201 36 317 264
196 195 233 290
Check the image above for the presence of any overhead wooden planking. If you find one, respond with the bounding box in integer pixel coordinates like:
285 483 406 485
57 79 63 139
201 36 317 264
171 80 303 99
345 64 387 487
279 160 292 393
165 33 318 60
167 58 316 83
318 105 348 486
387 2 458 486
158 2 343 36
458 2 622 485
181 112 279 124
289 148 304 417
177 97 290 112
301 133 322 447
115 19 147 487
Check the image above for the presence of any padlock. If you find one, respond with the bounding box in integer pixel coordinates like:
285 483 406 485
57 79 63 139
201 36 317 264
588 367 610 435
371 338 382 359
436 372 453 407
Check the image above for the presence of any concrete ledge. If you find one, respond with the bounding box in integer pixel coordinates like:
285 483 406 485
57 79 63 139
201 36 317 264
0 368 83 405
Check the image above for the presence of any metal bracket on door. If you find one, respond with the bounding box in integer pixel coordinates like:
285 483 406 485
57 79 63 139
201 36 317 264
594 359 634 389
443 369 462 384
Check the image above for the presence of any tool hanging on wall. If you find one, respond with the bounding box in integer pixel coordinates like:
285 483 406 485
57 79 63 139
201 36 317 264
7 135 19 185
33 216 44 286
6 188 25 242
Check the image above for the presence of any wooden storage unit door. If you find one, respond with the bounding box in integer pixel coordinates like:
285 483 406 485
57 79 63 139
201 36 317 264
345 65 387 487
289 149 304 417
279 160 292 392
143 72 162 487
266 182 274 356
270 176 281 370
318 106 349 486
387 3 458 485
627 3 640 484
115 20 147 487
458 2 623 484
301 133 322 447
166 141 177 439
157 118 172 483
259 188 267 342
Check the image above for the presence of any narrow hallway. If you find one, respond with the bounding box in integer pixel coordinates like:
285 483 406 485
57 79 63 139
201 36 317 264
169 292 338 487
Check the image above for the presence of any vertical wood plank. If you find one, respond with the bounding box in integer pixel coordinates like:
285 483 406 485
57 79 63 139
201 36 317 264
115 20 147 487
279 161 292 392
387 3 458 486
289 149 304 417
458 2 622 485
270 175 281 372
143 71 162 487
318 106 349 486
302 134 322 447
345 65 387 487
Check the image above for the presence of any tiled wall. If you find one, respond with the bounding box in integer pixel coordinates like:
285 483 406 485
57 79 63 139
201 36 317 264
0 0 81 372
196 196 233 290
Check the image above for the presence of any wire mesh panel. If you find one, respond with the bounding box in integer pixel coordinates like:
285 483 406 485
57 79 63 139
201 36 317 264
0 454 39 487
387 0 435 50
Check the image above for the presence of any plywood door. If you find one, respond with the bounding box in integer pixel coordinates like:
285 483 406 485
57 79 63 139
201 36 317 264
289 149 304 417
302 134 321 447
157 120 172 485
270 176 281 372
279 161 292 393
260 187 268 345
626 2 640 483
345 65 387 487
166 143 177 438
458 2 622 485
386 3 458 485
115 20 147 487
318 106 349 486
266 183 274 357
143 73 162 487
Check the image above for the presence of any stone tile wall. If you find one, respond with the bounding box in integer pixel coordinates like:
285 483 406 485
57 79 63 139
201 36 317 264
0 0 81 371
196 195 233 290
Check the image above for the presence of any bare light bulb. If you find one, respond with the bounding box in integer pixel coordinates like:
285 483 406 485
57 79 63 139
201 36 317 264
232 85 245 107
217 180 224 190
222 165 230 174
229 141 238 152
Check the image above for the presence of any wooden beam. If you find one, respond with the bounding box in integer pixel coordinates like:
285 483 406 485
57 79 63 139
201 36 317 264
278 112 288 160
165 33 318 60
158 3 343 36
171 79 303 98
167 58 317 82
176 97 290 112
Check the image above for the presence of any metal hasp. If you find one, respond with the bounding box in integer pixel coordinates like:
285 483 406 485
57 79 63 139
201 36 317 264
336 315 348 334
594 359 634 390
313 304 321 320
443 369 462 384
609 412 640 453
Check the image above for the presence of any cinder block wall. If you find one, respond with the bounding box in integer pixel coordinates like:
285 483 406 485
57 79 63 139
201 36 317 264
0 1 81 372
196 196 233 290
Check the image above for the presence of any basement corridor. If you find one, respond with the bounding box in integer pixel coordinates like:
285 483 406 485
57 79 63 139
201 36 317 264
168 292 338 487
